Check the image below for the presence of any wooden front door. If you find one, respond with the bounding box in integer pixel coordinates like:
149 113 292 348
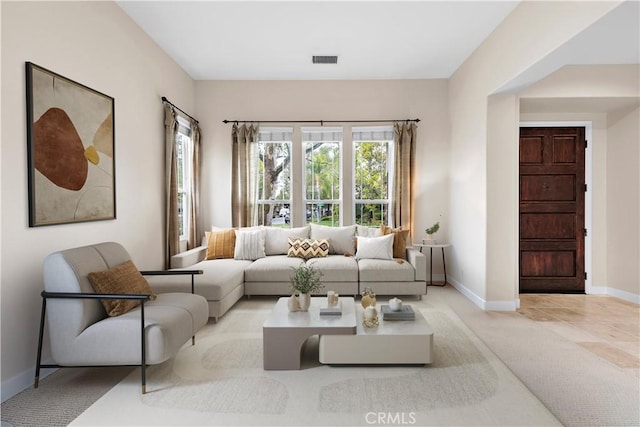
519 127 586 293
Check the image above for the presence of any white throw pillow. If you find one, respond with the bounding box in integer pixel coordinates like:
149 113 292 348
234 228 266 260
310 224 356 255
355 234 394 260
356 225 383 237
265 226 310 255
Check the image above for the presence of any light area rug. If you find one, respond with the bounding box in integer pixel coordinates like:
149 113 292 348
71 297 560 426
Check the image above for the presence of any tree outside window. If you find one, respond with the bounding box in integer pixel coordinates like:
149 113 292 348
354 127 393 226
303 128 342 226
257 128 292 227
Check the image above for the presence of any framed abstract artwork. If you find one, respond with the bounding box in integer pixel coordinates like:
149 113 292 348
26 62 115 226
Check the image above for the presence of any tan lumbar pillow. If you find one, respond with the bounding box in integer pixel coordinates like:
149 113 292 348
381 224 410 260
87 260 156 317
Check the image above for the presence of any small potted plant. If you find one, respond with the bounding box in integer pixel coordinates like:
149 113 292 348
424 222 440 244
289 262 324 311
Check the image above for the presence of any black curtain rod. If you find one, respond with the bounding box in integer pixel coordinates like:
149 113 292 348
222 118 420 125
161 96 199 124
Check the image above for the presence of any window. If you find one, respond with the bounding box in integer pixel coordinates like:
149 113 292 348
303 127 342 226
176 119 193 239
257 128 292 227
353 127 393 226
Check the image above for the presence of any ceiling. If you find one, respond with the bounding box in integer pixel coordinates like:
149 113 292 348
117 1 639 82
116 1 520 80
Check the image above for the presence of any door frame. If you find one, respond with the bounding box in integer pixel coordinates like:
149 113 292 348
519 121 593 294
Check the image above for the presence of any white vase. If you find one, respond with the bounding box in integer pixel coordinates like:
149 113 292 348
287 293 300 312
423 236 437 245
298 293 311 311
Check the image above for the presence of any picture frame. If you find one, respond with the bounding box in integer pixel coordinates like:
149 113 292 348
25 62 116 227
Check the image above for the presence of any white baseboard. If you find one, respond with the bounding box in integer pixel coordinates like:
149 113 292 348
447 277 518 311
604 287 639 304
1 359 56 403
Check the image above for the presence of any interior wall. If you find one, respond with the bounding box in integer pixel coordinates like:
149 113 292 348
1 1 195 400
195 79 450 248
606 106 640 299
449 1 621 308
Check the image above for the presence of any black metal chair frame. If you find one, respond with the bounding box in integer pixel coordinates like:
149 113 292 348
35 269 202 394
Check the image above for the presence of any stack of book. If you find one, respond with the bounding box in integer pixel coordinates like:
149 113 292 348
381 304 415 320
320 301 342 316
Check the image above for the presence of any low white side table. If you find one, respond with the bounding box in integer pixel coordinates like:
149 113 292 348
413 243 451 286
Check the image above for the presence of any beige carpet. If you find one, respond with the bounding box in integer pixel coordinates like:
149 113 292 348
70 297 559 426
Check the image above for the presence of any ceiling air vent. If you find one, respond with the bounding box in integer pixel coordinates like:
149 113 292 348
312 55 338 64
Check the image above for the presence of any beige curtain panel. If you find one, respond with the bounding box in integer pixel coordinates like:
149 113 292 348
393 122 417 232
188 120 202 250
164 104 180 268
231 123 259 228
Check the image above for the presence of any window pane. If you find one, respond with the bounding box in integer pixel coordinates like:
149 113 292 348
303 127 342 226
355 141 389 201
306 203 339 226
175 131 192 239
257 129 292 227
355 202 387 226
353 127 392 227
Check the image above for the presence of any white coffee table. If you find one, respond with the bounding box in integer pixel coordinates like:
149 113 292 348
318 303 434 365
263 297 357 370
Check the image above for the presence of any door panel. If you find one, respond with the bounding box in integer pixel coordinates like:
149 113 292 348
519 127 585 293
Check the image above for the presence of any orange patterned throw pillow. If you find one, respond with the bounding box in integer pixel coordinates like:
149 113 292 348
381 224 410 260
205 229 236 259
287 238 330 260
87 260 156 317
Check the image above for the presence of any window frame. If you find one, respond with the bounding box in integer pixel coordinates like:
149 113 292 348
352 126 394 227
175 117 193 240
256 127 293 228
301 127 343 226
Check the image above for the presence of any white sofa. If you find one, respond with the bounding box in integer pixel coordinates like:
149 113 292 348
147 224 427 321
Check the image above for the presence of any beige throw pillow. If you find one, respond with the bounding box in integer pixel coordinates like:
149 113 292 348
381 224 410 260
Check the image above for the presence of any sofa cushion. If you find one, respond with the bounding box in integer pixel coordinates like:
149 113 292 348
244 255 305 282
234 228 266 260
355 234 394 260
358 258 415 282
265 226 310 255
381 224 410 260
356 225 383 237
307 255 358 282
205 229 236 260
87 260 157 317
310 224 356 255
287 238 329 260
148 259 250 300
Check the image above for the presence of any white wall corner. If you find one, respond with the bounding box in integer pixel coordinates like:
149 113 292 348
1 360 56 403
448 277 517 311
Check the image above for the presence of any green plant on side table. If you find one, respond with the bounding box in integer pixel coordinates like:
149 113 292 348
288 262 324 312
424 221 440 244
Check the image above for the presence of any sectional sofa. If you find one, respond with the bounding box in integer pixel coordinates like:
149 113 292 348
147 224 427 321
